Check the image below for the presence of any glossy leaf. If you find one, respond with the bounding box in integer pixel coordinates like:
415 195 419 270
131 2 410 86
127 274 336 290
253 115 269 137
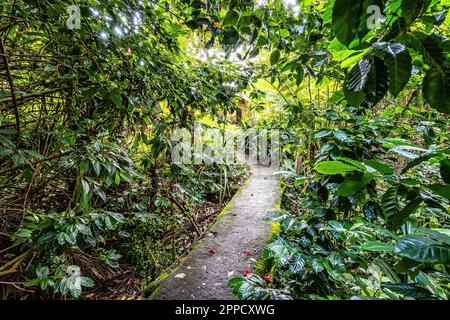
314 161 358 175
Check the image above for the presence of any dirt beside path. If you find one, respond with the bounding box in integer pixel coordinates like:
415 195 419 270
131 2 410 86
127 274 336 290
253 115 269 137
153 165 280 300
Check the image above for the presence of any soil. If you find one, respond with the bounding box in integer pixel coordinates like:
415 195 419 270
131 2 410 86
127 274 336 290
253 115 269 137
153 165 280 300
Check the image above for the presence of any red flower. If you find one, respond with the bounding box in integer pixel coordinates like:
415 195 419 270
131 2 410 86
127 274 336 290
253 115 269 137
264 275 273 283
243 250 253 255
208 247 216 254
243 268 251 277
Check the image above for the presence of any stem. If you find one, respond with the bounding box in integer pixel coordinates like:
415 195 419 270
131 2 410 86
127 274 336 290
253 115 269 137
0 36 20 147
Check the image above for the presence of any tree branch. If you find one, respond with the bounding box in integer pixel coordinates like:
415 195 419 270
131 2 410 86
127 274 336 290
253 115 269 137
0 36 20 147
0 151 73 176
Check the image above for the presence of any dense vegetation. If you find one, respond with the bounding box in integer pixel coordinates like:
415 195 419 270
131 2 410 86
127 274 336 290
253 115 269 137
1 0 449 300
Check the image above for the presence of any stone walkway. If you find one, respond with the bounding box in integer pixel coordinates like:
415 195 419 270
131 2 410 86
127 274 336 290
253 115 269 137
153 165 280 300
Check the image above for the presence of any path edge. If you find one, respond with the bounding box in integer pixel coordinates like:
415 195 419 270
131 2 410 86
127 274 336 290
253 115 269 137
145 174 254 300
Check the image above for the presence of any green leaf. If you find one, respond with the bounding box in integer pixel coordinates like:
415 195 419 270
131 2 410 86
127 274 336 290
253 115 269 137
361 56 390 108
91 159 101 177
372 42 406 56
223 10 240 27
335 157 366 170
289 252 305 273
388 196 422 229
440 159 450 184
263 240 290 266
374 258 401 283
383 284 432 299
337 173 373 196
314 130 333 139
313 161 358 175
81 179 90 195
364 160 394 175
428 184 450 200
80 277 95 288
16 228 32 238
395 233 450 265
115 172 121 185
382 186 399 218
360 241 395 252
344 56 390 108
270 49 281 65
345 58 371 101
402 149 450 174
385 49 412 97
415 271 447 299
332 0 363 46
422 67 450 114
111 94 123 108
44 64 57 72
223 28 240 46
402 0 431 25
407 33 445 69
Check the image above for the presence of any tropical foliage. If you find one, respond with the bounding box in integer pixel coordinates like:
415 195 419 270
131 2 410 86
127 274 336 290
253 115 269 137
0 0 449 300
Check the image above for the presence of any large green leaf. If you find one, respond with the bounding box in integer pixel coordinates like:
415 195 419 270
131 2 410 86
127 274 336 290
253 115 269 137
223 10 240 27
314 161 358 175
440 159 450 184
361 56 390 108
402 149 450 174
337 178 366 196
263 240 291 266
270 49 281 65
428 184 450 200
332 0 363 46
402 0 432 25
422 67 450 114
360 241 395 252
388 196 422 229
385 49 412 97
406 32 445 69
372 42 406 56
382 186 399 218
374 258 401 283
383 284 432 299
395 232 450 265
364 159 394 175
222 28 240 46
337 172 373 196
332 0 383 46
345 58 372 91
344 58 371 106
344 57 390 108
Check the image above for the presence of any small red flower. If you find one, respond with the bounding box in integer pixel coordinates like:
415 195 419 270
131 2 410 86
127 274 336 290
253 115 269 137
243 268 251 277
264 274 273 283
208 247 216 254
243 250 253 255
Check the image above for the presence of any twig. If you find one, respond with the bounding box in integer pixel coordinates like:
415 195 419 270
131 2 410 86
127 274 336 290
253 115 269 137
0 249 31 276
0 151 73 176
0 89 60 110
0 36 20 147
0 281 35 293
0 242 21 255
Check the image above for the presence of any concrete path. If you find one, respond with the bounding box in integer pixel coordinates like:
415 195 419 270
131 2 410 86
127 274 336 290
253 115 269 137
153 165 280 300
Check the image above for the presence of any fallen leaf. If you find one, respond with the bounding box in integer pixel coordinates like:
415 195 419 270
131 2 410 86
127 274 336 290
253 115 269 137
208 247 216 254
